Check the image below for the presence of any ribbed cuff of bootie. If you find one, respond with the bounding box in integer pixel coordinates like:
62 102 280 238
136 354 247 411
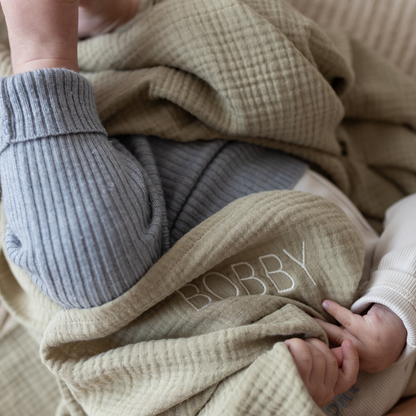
0 68 106 153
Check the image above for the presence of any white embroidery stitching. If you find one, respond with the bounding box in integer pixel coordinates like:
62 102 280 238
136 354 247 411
176 284 212 311
259 254 295 293
283 241 316 286
178 241 318 311
231 262 267 296
202 272 240 300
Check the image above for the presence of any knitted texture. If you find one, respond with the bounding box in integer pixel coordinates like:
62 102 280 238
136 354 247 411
0 70 168 308
144 137 307 245
0 69 306 308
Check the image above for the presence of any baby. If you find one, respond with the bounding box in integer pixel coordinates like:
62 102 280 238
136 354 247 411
0 0 413 412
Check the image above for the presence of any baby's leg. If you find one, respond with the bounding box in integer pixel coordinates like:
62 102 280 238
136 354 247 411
0 0 167 308
0 69 167 308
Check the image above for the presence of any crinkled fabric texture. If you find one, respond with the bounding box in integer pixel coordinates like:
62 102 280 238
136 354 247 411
0 0 416 415
1 191 365 416
286 0 416 81
0 0 414 228
91 0 416 231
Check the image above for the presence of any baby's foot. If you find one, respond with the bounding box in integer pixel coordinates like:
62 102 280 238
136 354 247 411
79 0 141 38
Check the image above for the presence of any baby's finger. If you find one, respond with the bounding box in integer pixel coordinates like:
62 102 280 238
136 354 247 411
334 339 359 396
314 318 354 347
328 346 343 367
305 338 339 386
322 300 363 334
285 338 313 382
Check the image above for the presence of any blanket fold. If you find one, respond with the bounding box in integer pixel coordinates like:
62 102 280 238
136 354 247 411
1 0 414 226
36 191 363 415
71 0 416 228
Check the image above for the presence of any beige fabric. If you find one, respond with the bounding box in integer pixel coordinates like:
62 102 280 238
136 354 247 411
62 0 416 230
0 0 416 415
0 300 9 332
1 192 365 415
0 0 414 229
81 0 416 231
286 0 416 81
0 317 61 416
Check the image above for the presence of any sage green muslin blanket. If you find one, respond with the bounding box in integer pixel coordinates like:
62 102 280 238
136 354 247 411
0 0 416 415
0 0 415 229
92 0 416 231
1 191 365 416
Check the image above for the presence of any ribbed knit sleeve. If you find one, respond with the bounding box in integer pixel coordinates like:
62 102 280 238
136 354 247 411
352 194 416 360
0 69 167 309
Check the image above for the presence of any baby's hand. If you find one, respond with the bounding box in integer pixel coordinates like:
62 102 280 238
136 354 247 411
285 337 359 407
315 300 407 373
